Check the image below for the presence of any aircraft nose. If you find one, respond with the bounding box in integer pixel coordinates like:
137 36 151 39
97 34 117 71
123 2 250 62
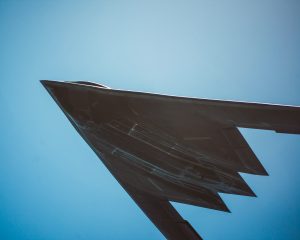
40 79 69 96
40 80 66 100
40 80 77 117
41 80 102 125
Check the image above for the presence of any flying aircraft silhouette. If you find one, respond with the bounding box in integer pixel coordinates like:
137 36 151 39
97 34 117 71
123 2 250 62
41 80 300 240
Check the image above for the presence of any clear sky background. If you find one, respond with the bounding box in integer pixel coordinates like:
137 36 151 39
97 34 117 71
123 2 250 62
0 1 300 239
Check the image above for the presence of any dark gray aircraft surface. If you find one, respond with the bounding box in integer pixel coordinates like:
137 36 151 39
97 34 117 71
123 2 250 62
41 80 300 240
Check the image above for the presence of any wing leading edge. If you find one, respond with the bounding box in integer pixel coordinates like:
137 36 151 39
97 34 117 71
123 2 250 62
41 80 300 240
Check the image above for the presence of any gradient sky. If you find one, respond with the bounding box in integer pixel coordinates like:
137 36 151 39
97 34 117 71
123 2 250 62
1 1 300 239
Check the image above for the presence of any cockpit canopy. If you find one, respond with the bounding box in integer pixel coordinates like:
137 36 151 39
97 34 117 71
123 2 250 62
67 81 110 89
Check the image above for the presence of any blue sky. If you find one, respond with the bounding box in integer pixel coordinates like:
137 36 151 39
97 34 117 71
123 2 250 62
0 0 299 239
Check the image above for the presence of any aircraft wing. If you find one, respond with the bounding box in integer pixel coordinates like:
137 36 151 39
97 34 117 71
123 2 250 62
41 80 300 240
121 182 203 240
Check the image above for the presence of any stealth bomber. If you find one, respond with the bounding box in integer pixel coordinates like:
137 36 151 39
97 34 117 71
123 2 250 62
41 80 300 240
